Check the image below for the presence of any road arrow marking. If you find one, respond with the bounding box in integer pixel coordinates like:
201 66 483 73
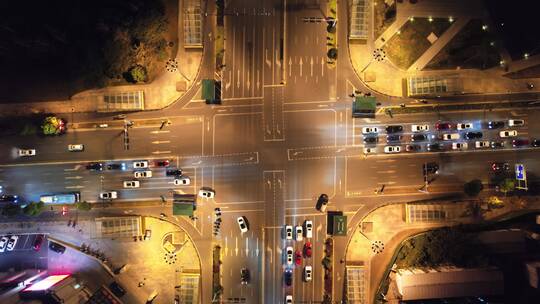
191 160 202 166
152 151 171 154
65 185 84 189
247 71 250 90
321 57 325 77
310 56 314 76
256 238 259 256
257 70 260 90
265 49 271 66
299 57 303 76
152 140 171 144
150 130 170 134
237 70 240 88
226 70 232 90
245 238 249 256
235 237 239 256
65 176 83 180
288 58 292 76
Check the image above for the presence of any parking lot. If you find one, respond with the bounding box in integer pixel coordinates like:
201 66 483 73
0 233 48 270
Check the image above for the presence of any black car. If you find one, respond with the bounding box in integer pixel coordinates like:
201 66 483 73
0 195 18 203
109 282 126 297
532 139 540 147
284 269 293 286
491 141 505 149
492 162 510 173
426 143 444 152
166 169 183 177
411 134 427 142
86 163 103 171
488 121 505 129
405 144 421 152
49 242 66 254
107 163 126 170
241 268 250 284
316 194 328 211
386 134 402 142
423 162 439 174
363 136 378 144
385 125 403 133
465 132 482 139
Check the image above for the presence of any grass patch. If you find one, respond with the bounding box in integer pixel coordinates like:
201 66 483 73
426 19 501 70
384 18 453 69
373 0 396 39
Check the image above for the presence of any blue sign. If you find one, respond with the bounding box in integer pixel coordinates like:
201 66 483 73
515 164 526 181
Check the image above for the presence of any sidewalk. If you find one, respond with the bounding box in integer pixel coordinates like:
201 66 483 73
349 0 540 98
345 194 540 303
0 0 203 117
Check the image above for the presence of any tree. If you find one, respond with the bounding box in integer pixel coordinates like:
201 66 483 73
41 116 66 135
1 204 21 217
128 65 148 83
327 48 338 60
76 201 92 211
23 201 45 216
464 179 483 197
498 178 515 195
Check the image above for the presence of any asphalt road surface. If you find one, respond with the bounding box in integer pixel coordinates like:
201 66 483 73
2 0 540 303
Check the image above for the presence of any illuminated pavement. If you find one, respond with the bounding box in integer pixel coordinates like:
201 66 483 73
3 1 540 304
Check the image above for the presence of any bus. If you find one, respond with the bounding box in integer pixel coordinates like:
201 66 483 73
39 192 80 205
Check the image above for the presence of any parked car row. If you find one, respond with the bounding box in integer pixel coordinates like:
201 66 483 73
0 234 46 253
361 119 532 154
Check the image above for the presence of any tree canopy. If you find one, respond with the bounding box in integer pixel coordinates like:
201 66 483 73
464 179 484 197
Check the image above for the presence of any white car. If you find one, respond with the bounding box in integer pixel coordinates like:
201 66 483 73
133 160 149 169
123 181 140 188
362 127 379 134
304 266 313 282
295 226 303 241
198 187 215 198
411 124 429 132
6 236 18 251
285 295 293 304
304 220 313 238
285 225 293 240
441 133 460 140
508 119 524 127
363 147 375 154
237 216 248 233
285 246 294 265
99 191 118 200
384 146 401 154
0 236 9 252
452 142 468 150
18 149 36 157
134 170 152 178
457 123 473 130
174 176 191 185
68 144 84 152
475 141 490 149
500 130 517 138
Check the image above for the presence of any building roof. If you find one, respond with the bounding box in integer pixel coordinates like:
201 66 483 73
477 229 526 254
396 267 504 301
173 203 194 216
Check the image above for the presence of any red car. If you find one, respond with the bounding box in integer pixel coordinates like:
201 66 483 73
512 138 529 147
33 234 44 252
294 250 302 265
435 122 454 130
304 242 312 258
155 160 170 167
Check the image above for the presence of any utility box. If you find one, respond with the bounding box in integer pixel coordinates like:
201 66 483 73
202 79 221 104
